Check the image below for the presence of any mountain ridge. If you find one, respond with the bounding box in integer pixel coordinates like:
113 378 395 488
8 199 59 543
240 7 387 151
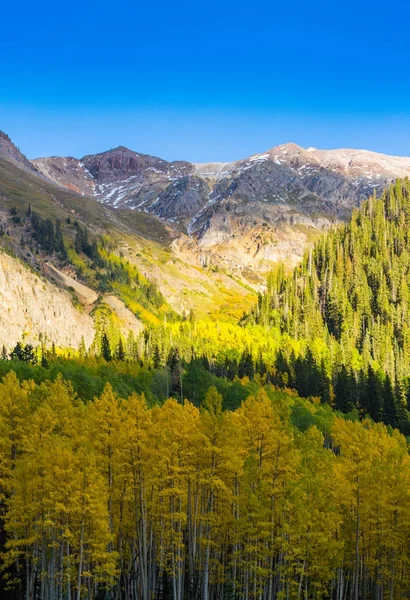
28 138 410 278
33 140 410 219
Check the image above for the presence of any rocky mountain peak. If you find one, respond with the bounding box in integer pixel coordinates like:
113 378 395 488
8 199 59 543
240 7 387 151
80 146 193 185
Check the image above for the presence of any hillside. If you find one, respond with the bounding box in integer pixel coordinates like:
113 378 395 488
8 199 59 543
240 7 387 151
0 135 255 348
0 130 39 174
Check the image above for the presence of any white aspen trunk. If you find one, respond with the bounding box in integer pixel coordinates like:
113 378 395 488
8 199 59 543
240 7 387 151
26 553 30 600
354 484 360 600
66 539 71 600
203 543 210 600
76 523 84 600
297 559 306 599
51 528 56 600
139 476 148 600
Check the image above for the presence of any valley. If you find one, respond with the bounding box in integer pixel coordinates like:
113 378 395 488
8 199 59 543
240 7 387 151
2 128 410 599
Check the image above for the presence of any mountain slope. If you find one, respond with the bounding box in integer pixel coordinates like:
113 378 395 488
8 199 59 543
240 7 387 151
34 142 410 218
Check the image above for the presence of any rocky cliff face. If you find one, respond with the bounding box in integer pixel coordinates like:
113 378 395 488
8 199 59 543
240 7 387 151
32 156 96 196
0 250 147 350
33 147 194 207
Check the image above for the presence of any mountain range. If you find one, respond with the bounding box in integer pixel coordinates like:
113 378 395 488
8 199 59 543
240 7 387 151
33 140 410 270
1 128 410 347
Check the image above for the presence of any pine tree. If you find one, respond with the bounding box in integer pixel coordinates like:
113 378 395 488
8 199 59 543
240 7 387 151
55 219 67 259
167 347 182 400
78 336 87 358
116 337 125 361
383 374 398 428
334 366 356 413
10 341 24 361
362 366 384 421
40 347 49 368
153 344 161 368
22 344 36 364
238 349 254 378
101 332 112 362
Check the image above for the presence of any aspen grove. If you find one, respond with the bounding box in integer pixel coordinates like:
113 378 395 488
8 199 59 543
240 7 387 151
0 372 410 600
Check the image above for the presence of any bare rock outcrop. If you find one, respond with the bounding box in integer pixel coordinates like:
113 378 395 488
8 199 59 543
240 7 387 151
0 252 95 349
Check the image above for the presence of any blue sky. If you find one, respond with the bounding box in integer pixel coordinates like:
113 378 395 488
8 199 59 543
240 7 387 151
1 0 410 161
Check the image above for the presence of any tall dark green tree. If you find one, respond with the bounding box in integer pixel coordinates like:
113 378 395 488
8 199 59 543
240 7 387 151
101 332 112 362
10 342 24 361
383 374 398 428
167 347 182 400
116 338 125 361
334 366 357 413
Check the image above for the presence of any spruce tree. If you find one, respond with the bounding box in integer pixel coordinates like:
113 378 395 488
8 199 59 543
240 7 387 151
383 375 398 428
334 366 356 413
10 342 24 361
101 332 112 362
167 348 182 400
153 344 161 369
78 337 87 359
116 338 125 361
22 344 36 364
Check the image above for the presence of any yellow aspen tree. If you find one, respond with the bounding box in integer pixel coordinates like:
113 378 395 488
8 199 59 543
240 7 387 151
150 398 201 600
0 372 34 493
332 418 374 600
197 387 238 600
284 426 343 599
234 388 299 599
117 392 153 600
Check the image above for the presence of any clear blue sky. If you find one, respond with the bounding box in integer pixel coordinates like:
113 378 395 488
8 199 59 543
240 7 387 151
1 0 410 162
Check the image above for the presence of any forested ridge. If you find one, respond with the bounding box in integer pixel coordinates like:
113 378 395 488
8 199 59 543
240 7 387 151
3 180 410 598
242 178 410 431
254 178 410 375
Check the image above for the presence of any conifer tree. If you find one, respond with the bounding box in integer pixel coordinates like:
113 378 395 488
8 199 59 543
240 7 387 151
78 336 87 358
383 374 398 428
167 347 182 400
101 332 112 362
9 341 24 361
116 337 125 361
